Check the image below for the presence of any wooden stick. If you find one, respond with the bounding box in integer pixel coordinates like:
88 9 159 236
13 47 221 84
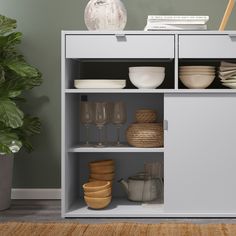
219 0 235 31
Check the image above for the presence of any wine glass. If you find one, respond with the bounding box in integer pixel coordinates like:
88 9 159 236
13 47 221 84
94 102 109 147
111 101 126 146
80 102 93 146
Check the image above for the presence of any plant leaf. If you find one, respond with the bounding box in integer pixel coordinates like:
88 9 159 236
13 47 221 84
0 65 5 84
22 116 41 135
0 130 22 154
6 60 40 78
0 32 22 50
0 15 17 35
0 99 24 128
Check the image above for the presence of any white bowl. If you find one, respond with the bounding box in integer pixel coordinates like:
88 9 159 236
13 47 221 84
179 74 215 89
180 72 215 76
129 72 165 89
129 67 165 73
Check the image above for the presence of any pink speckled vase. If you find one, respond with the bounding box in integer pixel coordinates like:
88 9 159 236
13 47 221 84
84 0 127 31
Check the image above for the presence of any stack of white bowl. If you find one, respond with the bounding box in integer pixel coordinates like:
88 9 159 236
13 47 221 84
179 66 215 89
128 67 165 89
219 61 236 89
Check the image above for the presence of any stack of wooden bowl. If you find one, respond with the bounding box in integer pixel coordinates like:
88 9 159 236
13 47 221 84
126 109 164 148
89 159 115 182
83 181 112 209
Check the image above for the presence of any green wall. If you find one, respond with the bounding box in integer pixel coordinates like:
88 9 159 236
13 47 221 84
0 0 235 188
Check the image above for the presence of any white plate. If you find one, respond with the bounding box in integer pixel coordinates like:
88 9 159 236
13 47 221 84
222 83 236 89
74 80 126 89
220 61 236 67
220 79 236 83
219 66 236 72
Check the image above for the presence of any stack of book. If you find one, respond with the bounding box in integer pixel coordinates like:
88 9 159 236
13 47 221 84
144 15 209 31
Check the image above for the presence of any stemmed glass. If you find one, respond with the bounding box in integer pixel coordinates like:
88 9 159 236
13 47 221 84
111 101 126 146
80 102 93 146
94 102 109 147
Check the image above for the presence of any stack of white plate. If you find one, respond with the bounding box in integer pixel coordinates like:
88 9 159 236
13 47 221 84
179 66 215 89
219 61 236 89
74 80 126 89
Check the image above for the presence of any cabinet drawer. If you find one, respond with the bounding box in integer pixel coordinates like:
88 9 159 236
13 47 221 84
179 35 236 58
66 34 174 58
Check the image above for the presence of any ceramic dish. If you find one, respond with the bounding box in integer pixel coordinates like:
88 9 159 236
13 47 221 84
222 83 236 89
220 79 236 83
129 72 165 89
180 66 215 69
84 196 111 209
129 67 165 73
179 75 215 89
74 80 126 89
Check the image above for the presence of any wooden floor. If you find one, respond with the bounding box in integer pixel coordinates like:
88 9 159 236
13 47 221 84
1 200 236 224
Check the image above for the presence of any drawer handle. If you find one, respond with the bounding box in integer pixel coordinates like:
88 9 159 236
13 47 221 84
115 34 127 42
229 34 236 40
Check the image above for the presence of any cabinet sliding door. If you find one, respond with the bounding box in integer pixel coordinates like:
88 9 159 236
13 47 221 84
164 94 236 213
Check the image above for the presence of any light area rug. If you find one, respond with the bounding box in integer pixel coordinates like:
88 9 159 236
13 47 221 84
0 222 236 236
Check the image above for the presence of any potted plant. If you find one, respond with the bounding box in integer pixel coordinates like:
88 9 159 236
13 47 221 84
0 15 42 210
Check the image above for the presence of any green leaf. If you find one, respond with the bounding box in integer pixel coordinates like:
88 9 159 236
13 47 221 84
0 15 16 35
6 60 40 78
0 130 22 154
0 32 22 50
22 116 41 136
0 99 24 128
0 65 5 84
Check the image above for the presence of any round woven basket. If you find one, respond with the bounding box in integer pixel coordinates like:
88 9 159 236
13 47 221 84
126 123 163 148
135 109 157 123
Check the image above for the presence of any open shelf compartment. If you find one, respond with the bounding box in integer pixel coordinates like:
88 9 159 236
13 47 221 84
65 93 164 150
63 153 164 217
65 59 175 90
178 59 236 90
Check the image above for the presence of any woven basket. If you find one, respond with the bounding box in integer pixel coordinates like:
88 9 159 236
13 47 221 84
126 123 163 148
135 109 157 123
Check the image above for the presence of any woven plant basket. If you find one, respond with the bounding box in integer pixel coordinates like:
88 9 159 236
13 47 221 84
135 109 157 123
126 123 163 148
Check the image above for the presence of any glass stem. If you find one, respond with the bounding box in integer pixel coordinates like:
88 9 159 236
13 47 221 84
116 125 121 145
98 126 103 146
85 125 89 145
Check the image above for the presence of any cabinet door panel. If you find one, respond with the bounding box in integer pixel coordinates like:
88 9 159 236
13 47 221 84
179 35 236 58
66 35 174 58
165 94 236 213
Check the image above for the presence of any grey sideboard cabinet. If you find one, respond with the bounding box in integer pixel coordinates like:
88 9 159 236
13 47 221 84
61 31 236 218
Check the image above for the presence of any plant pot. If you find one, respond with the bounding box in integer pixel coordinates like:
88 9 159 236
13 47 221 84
0 155 13 211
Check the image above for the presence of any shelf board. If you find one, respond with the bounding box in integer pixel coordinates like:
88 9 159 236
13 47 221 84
65 198 164 218
69 146 164 153
65 89 236 94
64 198 236 217
65 89 176 94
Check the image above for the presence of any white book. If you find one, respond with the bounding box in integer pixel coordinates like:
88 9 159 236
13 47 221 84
144 24 207 31
148 15 209 22
147 20 207 25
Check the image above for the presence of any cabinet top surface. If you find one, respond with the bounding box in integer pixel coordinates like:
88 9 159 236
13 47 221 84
62 30 236 35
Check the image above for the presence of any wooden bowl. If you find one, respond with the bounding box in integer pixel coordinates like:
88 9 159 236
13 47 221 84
89 160 114 168
84 196 112 209
83 181 111 192
85 187 112 198
135 109 157 123
126 123 163 148
90 173 115 181
90 164 115 174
